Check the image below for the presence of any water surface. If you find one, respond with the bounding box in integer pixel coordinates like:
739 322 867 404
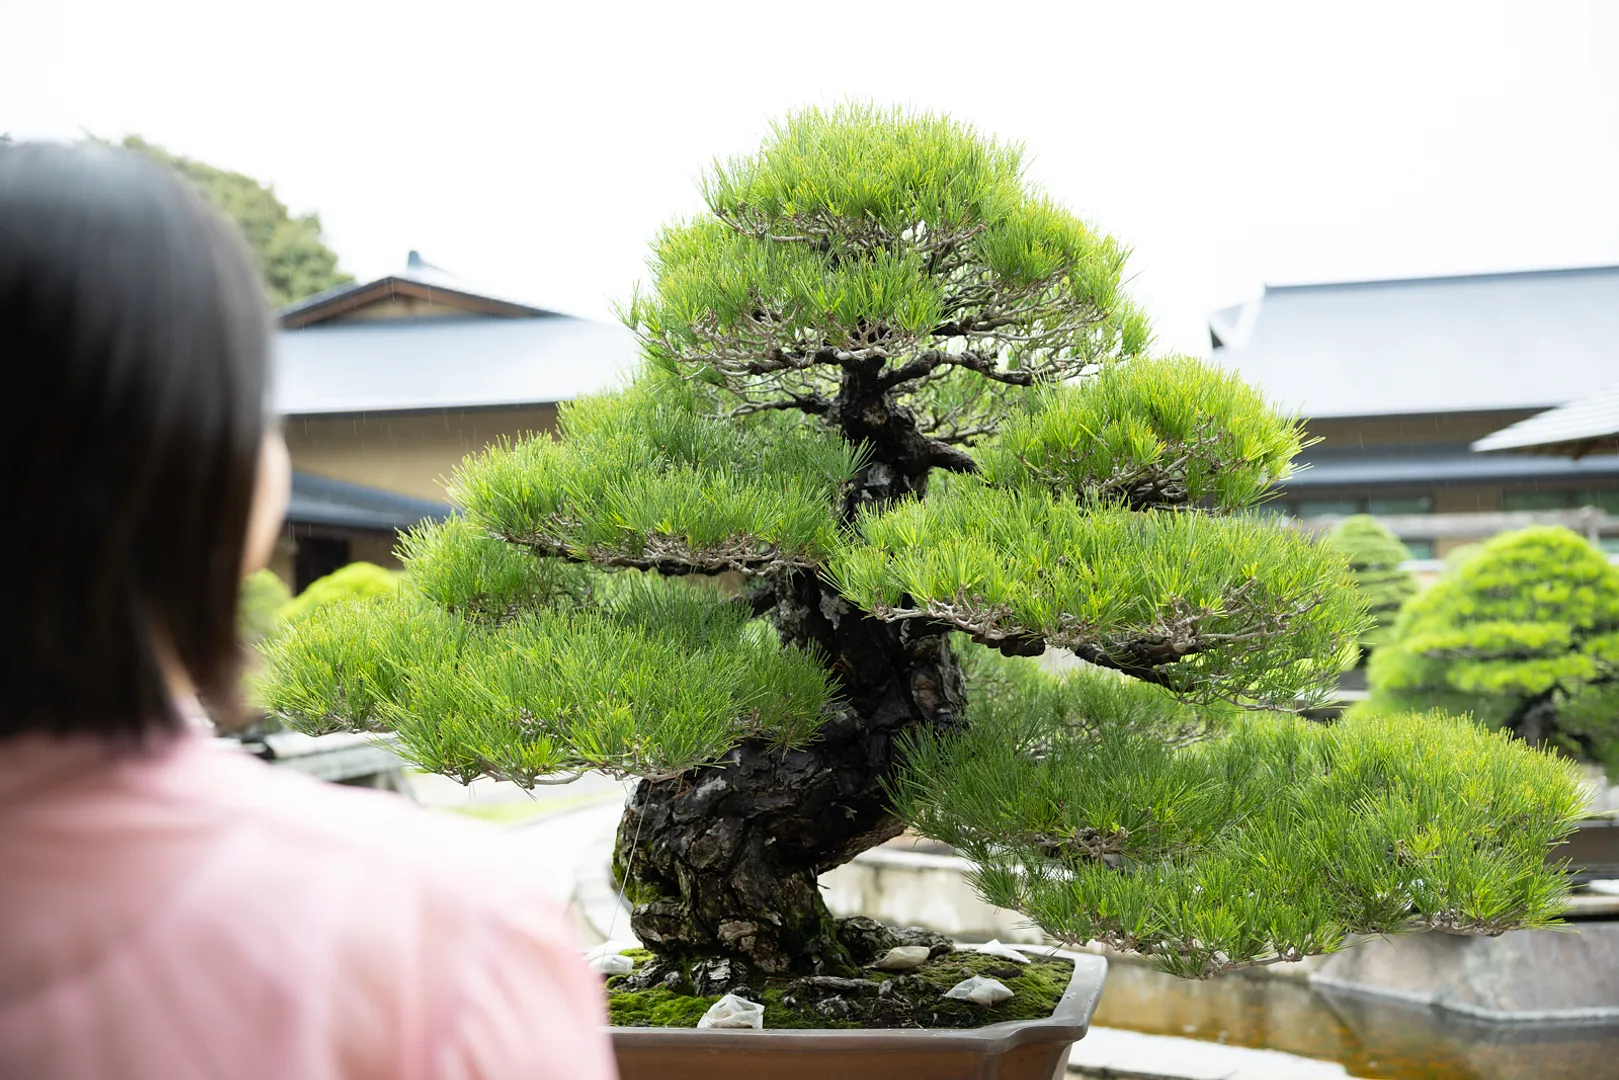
1092 961 1619 1080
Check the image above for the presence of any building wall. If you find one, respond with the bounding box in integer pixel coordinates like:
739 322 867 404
1279 410 1619 560
1305 410 1538 450
283 404 560 502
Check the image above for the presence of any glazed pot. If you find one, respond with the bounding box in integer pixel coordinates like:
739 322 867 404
609 951 1107 1080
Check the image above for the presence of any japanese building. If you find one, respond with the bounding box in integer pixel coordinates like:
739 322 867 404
1209 265 1619 562
271 253 638 589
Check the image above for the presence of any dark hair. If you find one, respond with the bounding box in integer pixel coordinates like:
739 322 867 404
0 143 271 740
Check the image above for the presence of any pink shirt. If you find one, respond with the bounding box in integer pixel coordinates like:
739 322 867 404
0 731 619 1080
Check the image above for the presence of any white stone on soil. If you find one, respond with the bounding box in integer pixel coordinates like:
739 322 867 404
971 939 1030 963
944 976 1014 1006
587 953 635 976
585 940 640 961
871 945 932 971
697 993 765 1030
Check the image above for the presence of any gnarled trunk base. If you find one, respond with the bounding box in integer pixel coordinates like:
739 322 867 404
612 574 962 976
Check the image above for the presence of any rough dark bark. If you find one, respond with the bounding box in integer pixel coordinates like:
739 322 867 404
612 365 968 977
1506 688 1559 749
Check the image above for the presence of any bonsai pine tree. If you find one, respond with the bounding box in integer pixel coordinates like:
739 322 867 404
1322 514 1418 660
1368 526 1619 769
259 106 1582 987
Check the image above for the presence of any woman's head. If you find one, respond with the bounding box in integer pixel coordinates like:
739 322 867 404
0 142 285 739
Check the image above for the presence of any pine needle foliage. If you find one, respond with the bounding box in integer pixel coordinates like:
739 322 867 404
976 357 1308 510
1322 515 1418 655
255 574 834 783
451 376 861 573
253 105 1586 981
894 652 1584 978
626 103 1151 421
831 485 1366 709
1367 526 1619 768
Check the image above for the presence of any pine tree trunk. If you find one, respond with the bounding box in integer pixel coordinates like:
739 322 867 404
613 361 969 978
613 571 964 976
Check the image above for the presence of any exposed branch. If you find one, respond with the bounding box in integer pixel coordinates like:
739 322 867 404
726 392 832 418
868 583 1327 709
498 528 818 578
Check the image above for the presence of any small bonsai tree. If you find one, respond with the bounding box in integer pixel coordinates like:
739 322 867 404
1322 514 1418 661
259 107 1581 988
1368 526 1619 769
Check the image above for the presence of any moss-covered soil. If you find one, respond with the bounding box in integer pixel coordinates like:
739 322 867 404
605 948 1073 1030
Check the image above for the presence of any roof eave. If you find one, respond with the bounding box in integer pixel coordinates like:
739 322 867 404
278 277 558 329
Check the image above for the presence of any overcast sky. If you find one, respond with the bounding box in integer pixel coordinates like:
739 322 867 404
5 0 1617 354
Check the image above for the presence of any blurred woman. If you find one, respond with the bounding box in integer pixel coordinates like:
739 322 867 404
0 142 617 1080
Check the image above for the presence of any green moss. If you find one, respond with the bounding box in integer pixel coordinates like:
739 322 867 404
604 950 1073 1029
606 988 716 1028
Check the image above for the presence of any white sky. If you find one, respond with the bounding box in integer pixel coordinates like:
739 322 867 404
5 0 1618 354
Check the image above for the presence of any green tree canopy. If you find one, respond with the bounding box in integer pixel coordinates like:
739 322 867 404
120 136 351 307
239 568 293 646
1367 526 1619 768
277 562 401 627
257 105 1581 982
1322 514 1418 656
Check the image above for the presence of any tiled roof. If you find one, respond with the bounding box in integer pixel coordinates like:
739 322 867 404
272 314 640 416
1472 383 1619 456
1209 266 1619 418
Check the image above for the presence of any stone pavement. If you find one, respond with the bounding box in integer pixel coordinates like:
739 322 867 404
1068 1028 1354 1079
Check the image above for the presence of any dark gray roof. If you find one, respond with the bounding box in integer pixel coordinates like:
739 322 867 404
287 471 450 531
272 315 641 416
1472 382 1619 456
1281 449 1619 489
1209 266 1619 418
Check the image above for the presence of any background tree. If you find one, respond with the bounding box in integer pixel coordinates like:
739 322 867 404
120 136 351 306
239 568 293 646
259 106 1581 987
1367 526 1619 769
1322 514 1418 661
276 562 400 627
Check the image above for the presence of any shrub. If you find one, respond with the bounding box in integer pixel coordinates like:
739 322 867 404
1367 526 1619 768
277 562 400 626
1322 515 1418 658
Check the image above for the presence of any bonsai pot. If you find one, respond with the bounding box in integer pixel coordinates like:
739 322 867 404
609 951 1107 1080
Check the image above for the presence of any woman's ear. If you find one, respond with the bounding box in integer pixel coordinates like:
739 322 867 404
242 431 291 577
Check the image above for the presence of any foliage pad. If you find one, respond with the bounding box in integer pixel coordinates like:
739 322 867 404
895 656 1584 977
256 574 833 782
452 377 860 575
833 485 1364 709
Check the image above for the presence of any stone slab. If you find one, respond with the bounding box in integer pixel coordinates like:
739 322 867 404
1310 922 1619 1021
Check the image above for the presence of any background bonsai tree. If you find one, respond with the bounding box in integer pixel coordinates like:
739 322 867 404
1367 526 1619 769
259 106 1582 987
1322 514 1418 662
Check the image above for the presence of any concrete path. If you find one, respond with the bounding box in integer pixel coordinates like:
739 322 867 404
1069 1027 1356 1079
